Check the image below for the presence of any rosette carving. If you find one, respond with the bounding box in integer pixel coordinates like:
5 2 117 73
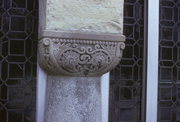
38 37 125 76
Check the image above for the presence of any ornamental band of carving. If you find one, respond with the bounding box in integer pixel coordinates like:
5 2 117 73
38 37 125 76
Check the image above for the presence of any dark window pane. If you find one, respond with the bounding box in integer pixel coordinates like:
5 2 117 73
161 7 173 20
12 0 26 8
8 111 23 122
160 87 172 100
10 40 24 54
159 108 171 120
161 47 172 60
160 67 172 81
124 5 134 17
119 108 132 121
161 28 173 40
11 17 25 31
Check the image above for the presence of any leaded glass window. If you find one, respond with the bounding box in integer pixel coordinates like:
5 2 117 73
109 0 144 121
0 0 38 121
158 0 180 121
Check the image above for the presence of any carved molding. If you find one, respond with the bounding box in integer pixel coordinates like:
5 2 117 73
38 37 125 76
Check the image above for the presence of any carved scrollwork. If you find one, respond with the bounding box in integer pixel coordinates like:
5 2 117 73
38 37 125 76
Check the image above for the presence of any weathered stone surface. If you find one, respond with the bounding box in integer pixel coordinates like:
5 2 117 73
46 0 124 34
45 76 101 122
38 36 125 76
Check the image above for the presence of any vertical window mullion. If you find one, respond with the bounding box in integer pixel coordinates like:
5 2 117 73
146 0 159 122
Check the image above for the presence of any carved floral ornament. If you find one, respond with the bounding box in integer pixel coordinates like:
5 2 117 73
38 34 125 77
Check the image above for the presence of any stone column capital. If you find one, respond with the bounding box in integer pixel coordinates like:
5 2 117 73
38 0 126 77
38 31 125 76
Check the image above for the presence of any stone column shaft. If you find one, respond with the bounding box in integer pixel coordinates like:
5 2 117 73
45 76 101 122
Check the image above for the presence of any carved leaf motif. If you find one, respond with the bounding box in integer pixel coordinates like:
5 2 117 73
38 37 125 76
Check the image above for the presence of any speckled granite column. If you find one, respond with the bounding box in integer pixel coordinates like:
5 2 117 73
38 0 125 122
45 76 101 122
